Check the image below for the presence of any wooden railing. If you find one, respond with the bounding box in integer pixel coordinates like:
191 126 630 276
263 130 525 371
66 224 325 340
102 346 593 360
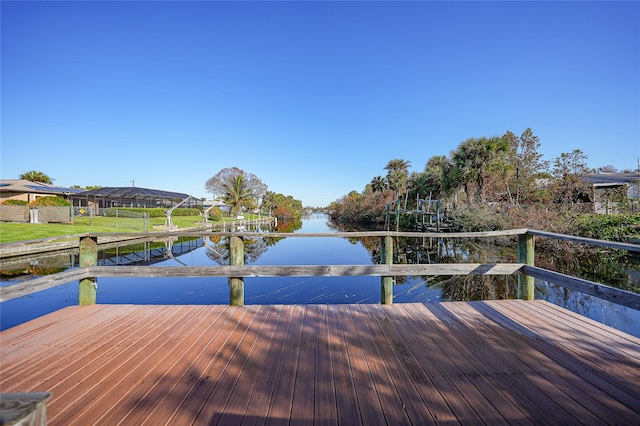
1 229 639 309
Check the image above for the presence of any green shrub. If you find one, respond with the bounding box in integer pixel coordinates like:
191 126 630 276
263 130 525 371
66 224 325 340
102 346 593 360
172 208 201 217
2 199 28 205
103 207 201 218
29 196 71 207
574 213 640 242
453 205 509 232
208 206 222 221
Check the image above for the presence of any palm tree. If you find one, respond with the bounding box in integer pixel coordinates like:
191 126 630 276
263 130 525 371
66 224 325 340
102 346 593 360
222 175 255 217
370 176 388 193
20 170 53 184
451 137 507 204
384 159 411 198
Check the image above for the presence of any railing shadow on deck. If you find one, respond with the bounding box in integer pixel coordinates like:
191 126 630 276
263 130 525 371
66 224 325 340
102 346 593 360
1 229 639 310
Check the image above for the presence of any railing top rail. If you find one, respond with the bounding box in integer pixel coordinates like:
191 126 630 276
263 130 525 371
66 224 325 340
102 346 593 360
73 228 530 239
526 229 640 252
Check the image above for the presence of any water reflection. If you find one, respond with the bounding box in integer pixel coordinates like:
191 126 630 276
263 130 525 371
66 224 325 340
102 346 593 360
0 237 205 281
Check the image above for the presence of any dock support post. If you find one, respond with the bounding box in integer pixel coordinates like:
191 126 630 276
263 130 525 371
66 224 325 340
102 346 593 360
381 235 394 304
229 235 244 306
517 233 535 300
79 236 98 305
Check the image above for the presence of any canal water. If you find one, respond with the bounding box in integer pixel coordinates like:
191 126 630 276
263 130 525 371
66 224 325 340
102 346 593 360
1 214 639 337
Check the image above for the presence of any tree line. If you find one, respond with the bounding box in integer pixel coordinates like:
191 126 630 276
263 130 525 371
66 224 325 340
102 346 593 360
328 128 636 229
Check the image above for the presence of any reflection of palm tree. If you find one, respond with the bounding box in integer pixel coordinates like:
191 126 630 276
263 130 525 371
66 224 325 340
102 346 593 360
205 236 271 265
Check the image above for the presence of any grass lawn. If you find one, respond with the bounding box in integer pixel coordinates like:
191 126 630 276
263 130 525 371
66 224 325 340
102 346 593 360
0 214 261 243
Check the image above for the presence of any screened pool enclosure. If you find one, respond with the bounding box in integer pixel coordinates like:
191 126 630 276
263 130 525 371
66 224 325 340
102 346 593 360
72 187 203 210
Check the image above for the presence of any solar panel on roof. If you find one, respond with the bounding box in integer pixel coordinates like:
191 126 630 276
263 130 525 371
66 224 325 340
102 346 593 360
26 185 84 193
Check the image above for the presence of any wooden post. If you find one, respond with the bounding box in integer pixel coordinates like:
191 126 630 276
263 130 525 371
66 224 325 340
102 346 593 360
517 233 535 300
79 236 98 305
381 235 394 304
229 235 244 306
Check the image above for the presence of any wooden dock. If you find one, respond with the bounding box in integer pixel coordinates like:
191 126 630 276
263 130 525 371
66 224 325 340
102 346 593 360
1 301 639 425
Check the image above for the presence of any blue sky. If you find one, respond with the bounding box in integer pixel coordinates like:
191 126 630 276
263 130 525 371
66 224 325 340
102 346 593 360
2 1 639 206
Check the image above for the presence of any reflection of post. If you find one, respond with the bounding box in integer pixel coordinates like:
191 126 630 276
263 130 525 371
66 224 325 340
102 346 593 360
229 235 244 306
518 233 535 300
79 236 98 305
381 235 394 304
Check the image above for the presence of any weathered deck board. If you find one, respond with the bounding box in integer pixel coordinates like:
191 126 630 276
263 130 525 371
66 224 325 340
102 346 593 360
1 301 639 425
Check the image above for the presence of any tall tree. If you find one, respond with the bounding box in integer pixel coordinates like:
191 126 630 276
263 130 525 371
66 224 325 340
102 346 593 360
407 155 449 206
205 167 267 216
423 155 449 199
450 136 508 204
384 159 411 198
370 176 388 193
20 170 53 184
503 128 548 205
550 149 593 209
262 190 303 217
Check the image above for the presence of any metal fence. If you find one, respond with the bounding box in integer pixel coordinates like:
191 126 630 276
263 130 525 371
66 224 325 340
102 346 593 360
109 209 149 231
0 205 29 223
0 206 72 224
0 206 150 229
73 207 149 230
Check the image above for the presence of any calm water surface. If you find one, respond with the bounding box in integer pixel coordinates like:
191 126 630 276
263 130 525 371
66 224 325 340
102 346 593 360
1 214 639 337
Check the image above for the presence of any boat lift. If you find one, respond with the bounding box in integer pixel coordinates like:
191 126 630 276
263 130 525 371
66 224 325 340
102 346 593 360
385 191 442 232
164 195 194 229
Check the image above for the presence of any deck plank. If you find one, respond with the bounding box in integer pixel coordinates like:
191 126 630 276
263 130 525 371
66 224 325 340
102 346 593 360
2 305 158 389
289 305 319 425
337 304 387 425
472 301 640 423
449 302 588 424
325 305 361 424
1 301 639 425
480 300 640 396
346 304 412 425
313 305 338 426
162 305 257 425
91 305 231 425
357 304 438 424
123 305 245 425
265 305 305 425
201 305 281 425
240 306 295 425
376 303 482 422
362 304 458 423
440 302 601 423
48 306 197 424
